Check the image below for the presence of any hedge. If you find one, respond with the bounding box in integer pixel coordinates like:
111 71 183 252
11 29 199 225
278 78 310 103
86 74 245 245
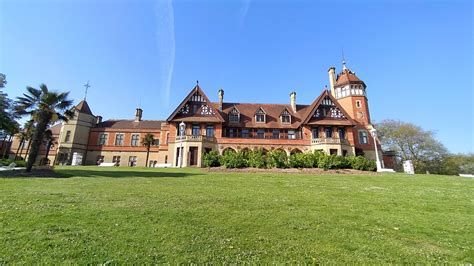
202 149 376 171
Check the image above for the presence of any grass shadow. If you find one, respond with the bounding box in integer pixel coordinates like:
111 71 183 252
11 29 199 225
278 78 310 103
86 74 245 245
55 168 199 178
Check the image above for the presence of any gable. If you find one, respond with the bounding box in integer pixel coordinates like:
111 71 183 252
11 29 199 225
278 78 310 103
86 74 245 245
167 85 224 122
302 90 356 125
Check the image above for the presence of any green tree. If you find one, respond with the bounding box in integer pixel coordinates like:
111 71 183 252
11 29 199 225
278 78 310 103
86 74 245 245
141 133 155 167
376 119 448 174
15 84 74 172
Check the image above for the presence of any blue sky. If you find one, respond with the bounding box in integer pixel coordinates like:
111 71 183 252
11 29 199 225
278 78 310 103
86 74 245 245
1 0 473 153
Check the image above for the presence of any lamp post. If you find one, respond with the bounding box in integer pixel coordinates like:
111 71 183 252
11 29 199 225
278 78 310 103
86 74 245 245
370 128 382 172
178 121 185 168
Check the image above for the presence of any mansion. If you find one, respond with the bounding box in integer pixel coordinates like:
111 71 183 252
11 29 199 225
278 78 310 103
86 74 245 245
10 62 391 167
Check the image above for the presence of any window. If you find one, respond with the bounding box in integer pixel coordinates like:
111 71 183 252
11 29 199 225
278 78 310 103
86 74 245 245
166 133 169 144
356 100 362 108
128 156 137 167
312 127 319 139
359 130 369 144
257 129 265 139
228 128 235 138
272 129 280 139
242 129 250 138
153 139 160 146
115 133 124 146
338 128 345 139
112 156 121 166
255 108 266 123
325 127 333 138
288 130 296 139
330 149 338 155
96 155 104 164
342 150 348 156
192 124 200 136
229 108 240 123
98 133 108 145
206 125 214 137
131 134 139 146
64 130 71 143
281 109 291 123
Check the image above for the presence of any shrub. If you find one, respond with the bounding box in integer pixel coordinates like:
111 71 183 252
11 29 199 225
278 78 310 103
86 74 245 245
202 150 221 167
347 156 376 171
267 150 288 168
289 153 314 168
460 163 474 175
220 150 248 168
247 149 267 168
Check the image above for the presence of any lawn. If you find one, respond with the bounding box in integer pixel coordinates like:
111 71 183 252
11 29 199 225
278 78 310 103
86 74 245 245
0 166 472 263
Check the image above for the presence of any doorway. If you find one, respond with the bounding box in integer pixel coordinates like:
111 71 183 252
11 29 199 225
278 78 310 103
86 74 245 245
189 147 198 166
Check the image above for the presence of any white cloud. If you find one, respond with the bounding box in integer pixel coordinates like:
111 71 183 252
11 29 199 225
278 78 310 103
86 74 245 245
154 0 175 106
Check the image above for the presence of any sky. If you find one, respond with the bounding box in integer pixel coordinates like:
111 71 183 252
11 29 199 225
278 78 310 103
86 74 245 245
0 0 473 153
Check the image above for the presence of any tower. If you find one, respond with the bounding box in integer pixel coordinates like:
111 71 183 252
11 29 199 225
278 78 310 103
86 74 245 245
329 60 371 125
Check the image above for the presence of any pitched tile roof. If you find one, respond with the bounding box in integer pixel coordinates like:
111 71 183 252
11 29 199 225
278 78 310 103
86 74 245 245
75 100 93 115
217 102 311 129
95 120 163 129
335 69 366 87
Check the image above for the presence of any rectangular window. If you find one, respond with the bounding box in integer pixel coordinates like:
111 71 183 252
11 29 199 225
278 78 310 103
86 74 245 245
228 128 234 138
325 127 333 138
338 128 345 139
112 156 121 166
96 155 104 164
312 127 319 139
166 133 169 144
342 150 348 156
330 149 338 155
229 114 239 123
98 133 108 145
288 130 296 139
359 130 369 144
131 134 139 146
115 133 124 146
257 129 265 139
272 129 280 139
192 124 200 136
206 125 214 137
256 114 265 123
242 129 250 138
128 156 137 167
64 130 71 143
281 115 291 123
153 139 160 146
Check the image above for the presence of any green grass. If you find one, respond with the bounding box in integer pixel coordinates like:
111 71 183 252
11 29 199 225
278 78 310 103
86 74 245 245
0 166 473 263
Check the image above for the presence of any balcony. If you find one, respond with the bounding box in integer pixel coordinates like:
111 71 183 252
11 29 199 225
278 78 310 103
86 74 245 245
312 138 350 145
176 135 216 142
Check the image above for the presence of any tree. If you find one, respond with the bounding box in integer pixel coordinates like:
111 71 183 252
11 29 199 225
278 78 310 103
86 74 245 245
141 133 155 167
0 73 6 88
14 120 34 160
41 129 55 166
14 84 74 172
376 119 448 174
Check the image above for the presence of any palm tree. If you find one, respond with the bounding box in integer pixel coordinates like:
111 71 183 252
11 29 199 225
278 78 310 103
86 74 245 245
15 84 74 172
14 120 34 160
141 133 155 167
41 129 54 166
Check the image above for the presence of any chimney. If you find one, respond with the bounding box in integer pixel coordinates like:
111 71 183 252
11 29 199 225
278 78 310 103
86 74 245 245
135 108 143 122
328 67 336 98
290 91 297 112
218 89 224 111
96 115 103 124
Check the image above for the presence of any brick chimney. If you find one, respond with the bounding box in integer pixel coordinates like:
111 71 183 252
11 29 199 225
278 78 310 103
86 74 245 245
135 108 143 122
328 67 336 97
290 91 296 112
96 115 103 124
218 89 224 111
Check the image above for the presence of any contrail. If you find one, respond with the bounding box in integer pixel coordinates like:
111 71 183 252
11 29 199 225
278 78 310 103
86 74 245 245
154 0 175 107
238 0 251 29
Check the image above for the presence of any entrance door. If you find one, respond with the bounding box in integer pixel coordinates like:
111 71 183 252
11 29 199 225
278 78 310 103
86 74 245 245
189 147 198 166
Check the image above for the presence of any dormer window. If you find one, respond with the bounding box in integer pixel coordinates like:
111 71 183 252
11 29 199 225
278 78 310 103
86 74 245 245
280 109 291 124
255 108 266 123
229 108 240 123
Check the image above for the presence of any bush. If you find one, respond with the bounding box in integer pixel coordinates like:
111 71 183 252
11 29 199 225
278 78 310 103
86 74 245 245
289 153 314 168
0 159 26 167
247 149 266 168
347 156 376 171
267 150 288 168
220 150 248 168
202 150 221 167
460 163 474 175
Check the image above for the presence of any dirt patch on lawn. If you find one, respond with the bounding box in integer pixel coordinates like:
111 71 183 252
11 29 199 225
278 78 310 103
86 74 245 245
0 167 66 178
205 167 377 175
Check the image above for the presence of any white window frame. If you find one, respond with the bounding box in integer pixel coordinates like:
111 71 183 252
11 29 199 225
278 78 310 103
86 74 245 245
98 133 108 145
131 133 140 146
115 133 124 146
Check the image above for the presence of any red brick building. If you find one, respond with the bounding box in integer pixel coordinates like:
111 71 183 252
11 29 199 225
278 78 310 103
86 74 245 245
10 62 387 167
